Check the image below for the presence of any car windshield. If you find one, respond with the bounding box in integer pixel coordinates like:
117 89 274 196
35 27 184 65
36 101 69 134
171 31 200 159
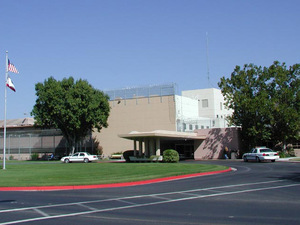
260 148 273 153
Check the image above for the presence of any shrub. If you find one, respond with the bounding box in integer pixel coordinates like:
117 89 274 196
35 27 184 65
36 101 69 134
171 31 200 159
163 149 179 163
31 153 39 161
150 155 160 163
278 151 290 158
123 150 135 162
287 144 295 157
112 151 123 155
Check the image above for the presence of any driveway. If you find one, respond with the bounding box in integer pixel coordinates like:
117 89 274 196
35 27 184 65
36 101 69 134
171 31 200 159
0 160 299 225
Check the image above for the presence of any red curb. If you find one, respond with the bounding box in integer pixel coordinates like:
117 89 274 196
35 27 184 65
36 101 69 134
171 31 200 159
0 168 232 191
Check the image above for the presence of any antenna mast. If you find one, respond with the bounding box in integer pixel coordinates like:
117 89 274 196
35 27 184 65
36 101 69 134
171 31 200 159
206 32 210 86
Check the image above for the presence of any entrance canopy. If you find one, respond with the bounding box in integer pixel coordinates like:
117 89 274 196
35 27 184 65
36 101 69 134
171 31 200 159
120 130 205 140
119 130 206 158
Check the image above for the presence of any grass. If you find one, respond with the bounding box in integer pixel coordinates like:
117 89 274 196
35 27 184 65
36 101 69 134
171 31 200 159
0 161 228 187
290 158 300 161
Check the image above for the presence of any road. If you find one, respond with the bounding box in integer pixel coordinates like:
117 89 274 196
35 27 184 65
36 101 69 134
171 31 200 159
0 160 299 225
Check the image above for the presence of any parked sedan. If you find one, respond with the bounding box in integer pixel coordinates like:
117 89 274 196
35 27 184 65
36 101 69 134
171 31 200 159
61 152 98 163
243 147 279 162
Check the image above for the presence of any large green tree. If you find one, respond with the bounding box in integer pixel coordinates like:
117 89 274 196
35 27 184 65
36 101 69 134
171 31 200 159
218 61 300 150
31 77 110 154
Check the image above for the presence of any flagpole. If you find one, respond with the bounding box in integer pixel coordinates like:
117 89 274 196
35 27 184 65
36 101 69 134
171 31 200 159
3 51 8 170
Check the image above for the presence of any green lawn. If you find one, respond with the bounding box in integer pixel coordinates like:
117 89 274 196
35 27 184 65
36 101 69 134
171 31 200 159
290 157 300 161
0 162 228 187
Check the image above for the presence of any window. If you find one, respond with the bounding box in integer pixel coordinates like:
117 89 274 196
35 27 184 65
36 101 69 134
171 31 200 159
220 102 223 110
202 99 208 108
189 124 193 130
195 125 199 130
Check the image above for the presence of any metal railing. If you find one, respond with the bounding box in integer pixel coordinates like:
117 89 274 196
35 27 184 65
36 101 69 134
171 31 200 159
105 83 176 101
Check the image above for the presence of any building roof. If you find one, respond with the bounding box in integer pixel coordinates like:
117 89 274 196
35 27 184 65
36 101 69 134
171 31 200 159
119 130 206 141
0 117 35 128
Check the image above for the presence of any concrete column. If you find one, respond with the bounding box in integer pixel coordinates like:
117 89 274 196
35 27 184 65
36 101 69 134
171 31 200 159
133 140 137 157
156 137 161 156
139 139 143 157
145 139 149 157
149 139 155 156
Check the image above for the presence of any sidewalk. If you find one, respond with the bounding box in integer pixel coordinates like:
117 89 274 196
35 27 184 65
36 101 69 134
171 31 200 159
277 157 300 162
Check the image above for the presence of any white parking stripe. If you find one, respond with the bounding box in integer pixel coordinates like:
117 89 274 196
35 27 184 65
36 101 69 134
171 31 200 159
0 179 287 214
33 208 49 217
77 203 98 211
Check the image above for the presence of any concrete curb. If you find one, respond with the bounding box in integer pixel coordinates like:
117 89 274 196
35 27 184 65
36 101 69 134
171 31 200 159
0 168 232 192
278 156 300 161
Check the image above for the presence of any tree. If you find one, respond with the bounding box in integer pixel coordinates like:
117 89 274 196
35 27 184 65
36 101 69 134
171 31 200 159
31 77 110 154
218 61 300 151
267 62 300 149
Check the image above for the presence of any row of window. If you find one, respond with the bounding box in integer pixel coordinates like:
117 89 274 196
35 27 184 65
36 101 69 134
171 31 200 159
182 124 210 131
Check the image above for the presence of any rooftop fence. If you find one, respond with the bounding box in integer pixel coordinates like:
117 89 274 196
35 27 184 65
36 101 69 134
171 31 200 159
104 83 176 101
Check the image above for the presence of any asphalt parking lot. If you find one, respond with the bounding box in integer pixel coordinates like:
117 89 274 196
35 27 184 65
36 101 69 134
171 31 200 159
0 160 299 225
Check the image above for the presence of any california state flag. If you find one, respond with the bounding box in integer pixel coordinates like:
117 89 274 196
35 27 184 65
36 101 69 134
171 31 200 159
6 77 16 92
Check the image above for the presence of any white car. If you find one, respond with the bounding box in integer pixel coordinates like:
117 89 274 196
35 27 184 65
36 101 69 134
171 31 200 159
242 147 279 162
61 152 98 163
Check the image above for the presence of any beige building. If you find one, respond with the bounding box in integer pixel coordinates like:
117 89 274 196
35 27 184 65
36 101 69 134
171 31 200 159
94 95 177 157
95 84 237 158
1 84 239 160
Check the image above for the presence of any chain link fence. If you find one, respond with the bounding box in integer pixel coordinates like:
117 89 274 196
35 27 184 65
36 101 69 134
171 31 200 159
104 83 176 101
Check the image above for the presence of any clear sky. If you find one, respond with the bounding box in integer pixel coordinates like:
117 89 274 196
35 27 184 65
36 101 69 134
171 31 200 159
1 0 299 119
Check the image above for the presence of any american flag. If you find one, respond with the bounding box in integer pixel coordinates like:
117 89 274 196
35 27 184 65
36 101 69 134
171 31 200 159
8 59 19 74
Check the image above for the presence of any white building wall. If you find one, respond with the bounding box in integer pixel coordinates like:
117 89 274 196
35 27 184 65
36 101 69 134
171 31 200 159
175 95 213 132
175 95 199 119
181 88 233 128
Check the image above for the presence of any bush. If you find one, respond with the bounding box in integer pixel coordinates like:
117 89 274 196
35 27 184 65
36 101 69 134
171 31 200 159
287 144 295 157
278 151 290 158
31 153 39 161
112 151 123 155
123 150 135 162
163 149 179 163
150 155 161 163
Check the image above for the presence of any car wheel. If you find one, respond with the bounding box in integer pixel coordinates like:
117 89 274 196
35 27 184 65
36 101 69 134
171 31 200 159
256 157 261 162
84 158 89 163
243 156 248 162
64 158 70 163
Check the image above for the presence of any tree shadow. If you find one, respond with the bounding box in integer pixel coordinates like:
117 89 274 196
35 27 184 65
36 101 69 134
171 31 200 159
53 136 103 157
0 200 16 203
269 172 300 183
199 128 241 159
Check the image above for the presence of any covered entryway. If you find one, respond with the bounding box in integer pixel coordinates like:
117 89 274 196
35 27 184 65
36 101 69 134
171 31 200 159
175 143 194 159
119 130 206 159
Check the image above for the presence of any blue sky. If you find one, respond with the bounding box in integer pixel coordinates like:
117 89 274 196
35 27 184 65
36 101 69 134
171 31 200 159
1 0 299 119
